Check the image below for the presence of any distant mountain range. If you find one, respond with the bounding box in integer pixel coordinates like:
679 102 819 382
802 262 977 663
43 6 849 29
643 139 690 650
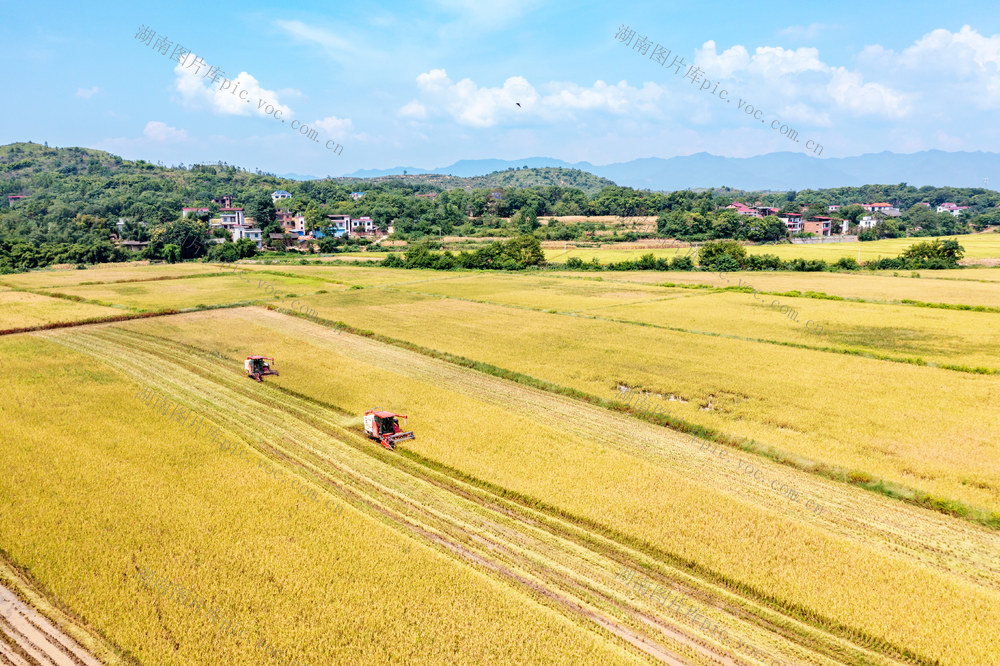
346 151 1000 192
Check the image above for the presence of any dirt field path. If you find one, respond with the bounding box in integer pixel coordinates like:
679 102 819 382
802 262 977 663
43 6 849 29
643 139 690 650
0 584 102 666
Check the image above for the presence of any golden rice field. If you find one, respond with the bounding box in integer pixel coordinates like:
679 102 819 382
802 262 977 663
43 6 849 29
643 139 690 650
3 259 1000 664
0 289 121 331
551 268 1000 308
543 232 1000 263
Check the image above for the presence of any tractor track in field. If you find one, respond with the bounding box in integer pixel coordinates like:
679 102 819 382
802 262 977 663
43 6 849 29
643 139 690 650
33 316 939 666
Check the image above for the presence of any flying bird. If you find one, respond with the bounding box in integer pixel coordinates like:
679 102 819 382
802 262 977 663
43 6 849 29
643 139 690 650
515 102 521 108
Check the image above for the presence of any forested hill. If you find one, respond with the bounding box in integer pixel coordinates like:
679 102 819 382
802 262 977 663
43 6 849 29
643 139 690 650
0 143 616 206
354 167 616 194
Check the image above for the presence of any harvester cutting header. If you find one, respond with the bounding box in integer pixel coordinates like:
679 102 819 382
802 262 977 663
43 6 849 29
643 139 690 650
364 410 415 450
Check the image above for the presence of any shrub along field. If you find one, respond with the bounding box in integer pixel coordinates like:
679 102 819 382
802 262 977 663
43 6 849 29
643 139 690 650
3 260 1000 665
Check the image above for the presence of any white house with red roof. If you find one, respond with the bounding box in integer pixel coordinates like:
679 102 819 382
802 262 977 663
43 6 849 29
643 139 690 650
182 207 210 218
779 212 803 233
726 202 760 217
936 202 969 216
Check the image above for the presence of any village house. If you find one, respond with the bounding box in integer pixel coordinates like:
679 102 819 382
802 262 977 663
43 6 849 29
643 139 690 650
181 207 210 218
325 214 351 237
277 209 307 236
350 216 378 236
780 212 803 233
271 190 291 202
864 202 893 213
218 207 245 228
804 216 833 237
936 202 969 216
232 226 263 248
119 240 149 252
726 202 760 217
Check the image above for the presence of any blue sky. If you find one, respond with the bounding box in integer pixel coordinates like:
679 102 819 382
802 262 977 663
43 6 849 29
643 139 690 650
4 0 1000 176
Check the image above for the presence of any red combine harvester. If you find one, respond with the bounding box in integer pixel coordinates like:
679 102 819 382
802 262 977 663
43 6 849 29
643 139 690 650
363 410 415 450
245 356 278 382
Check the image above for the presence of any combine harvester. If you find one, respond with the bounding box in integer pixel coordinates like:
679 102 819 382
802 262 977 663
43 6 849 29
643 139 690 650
363 410 415 450
245 356 279 382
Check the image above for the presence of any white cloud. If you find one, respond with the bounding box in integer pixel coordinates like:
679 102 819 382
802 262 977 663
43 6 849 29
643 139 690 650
858 27 1000 106
696 41 825 78
76 86 99 98
313 116 352 136
173 56 292 119
540 80 634 113
408 70 675 127
414 69 538 127
696 41 751 79
399 100 428 119
826 67 912 118
693 40 909 121
142 121 188 142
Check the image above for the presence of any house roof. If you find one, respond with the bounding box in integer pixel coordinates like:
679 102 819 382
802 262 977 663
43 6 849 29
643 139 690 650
869 202 891 207
272 190 291 196
220 207 244 212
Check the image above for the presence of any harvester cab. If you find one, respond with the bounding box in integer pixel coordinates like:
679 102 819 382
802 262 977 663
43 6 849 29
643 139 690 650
363 410 415 450
245 356 278 382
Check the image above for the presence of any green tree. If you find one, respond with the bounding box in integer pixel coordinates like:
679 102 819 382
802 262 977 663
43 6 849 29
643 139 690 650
504 235 546 266
697 240 746 268
245 191 277 228
304 202 327 234
514 207 539 234
900 239 964 267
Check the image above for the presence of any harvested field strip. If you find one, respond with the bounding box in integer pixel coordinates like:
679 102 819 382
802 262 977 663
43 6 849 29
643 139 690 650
0 289 123 332
292 292 1000 521
546 269 1000 310
0 262 216 290
383 282 1000 376
35 271 231 288
39 327 728 665
42 322 921 666
42 273 340 312
6 334 642 666
105 309 1000 663
221 311 1000 591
